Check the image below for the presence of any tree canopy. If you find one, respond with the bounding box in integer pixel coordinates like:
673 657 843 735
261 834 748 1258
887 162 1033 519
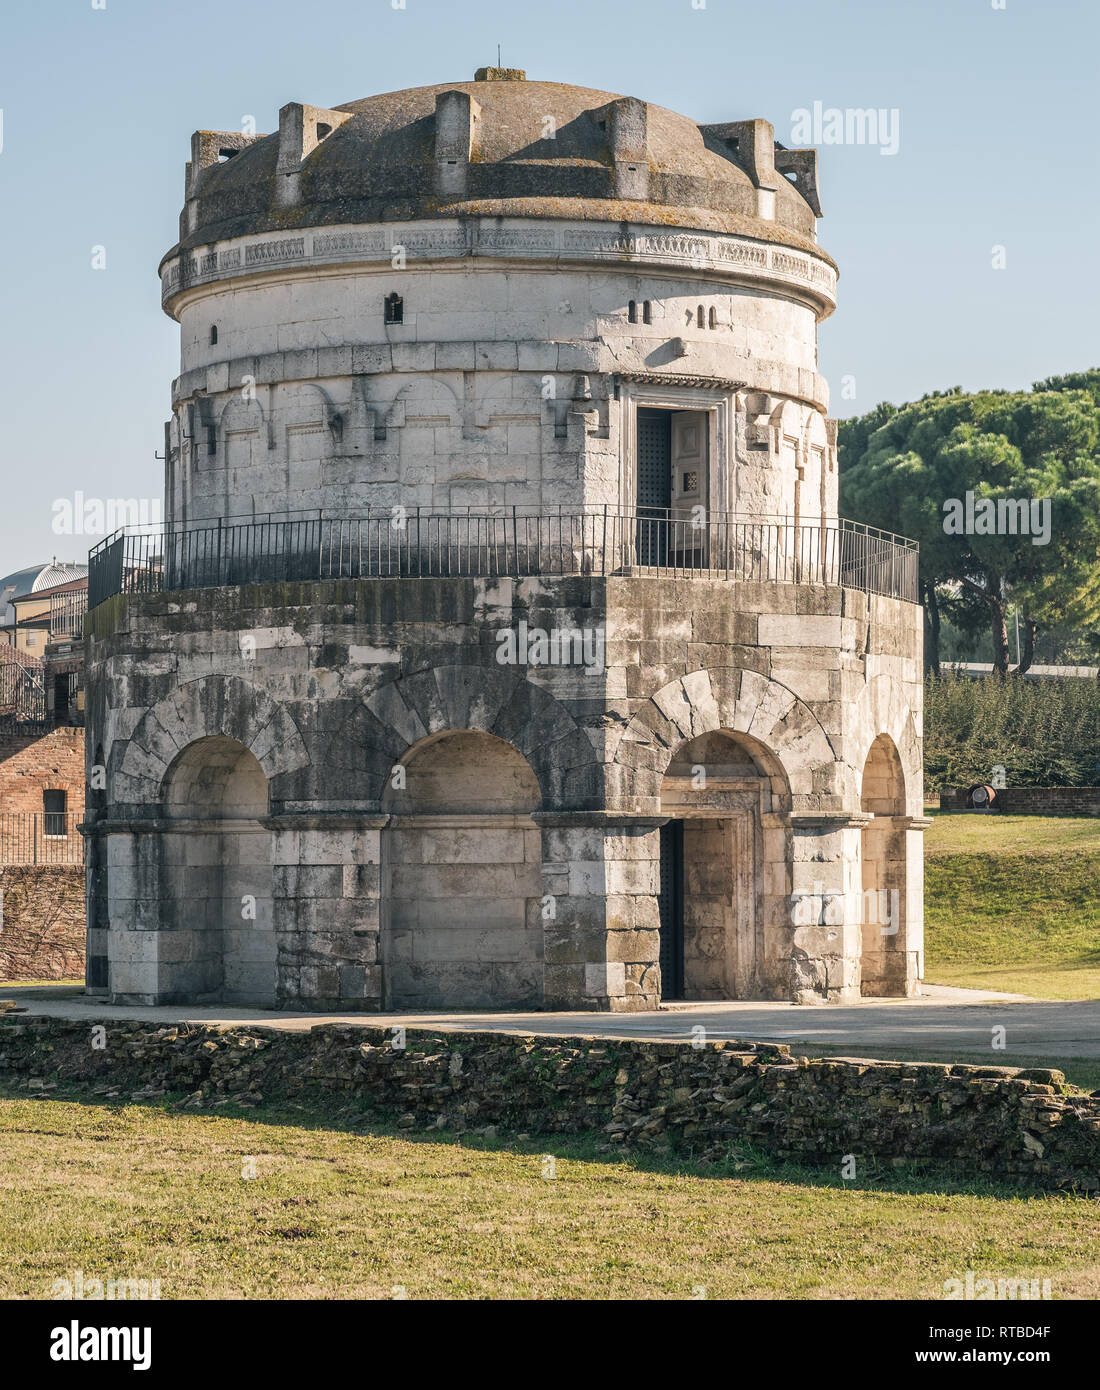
838 374 1100 674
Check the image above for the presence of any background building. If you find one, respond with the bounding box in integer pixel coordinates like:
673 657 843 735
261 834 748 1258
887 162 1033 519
0 561 86 852
1 562 87 652
84 70 925 1011
0 564 87 980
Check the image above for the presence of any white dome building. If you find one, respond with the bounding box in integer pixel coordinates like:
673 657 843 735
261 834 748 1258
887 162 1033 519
85 69 925 1012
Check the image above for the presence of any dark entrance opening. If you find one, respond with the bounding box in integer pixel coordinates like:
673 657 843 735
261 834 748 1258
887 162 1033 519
658 819 685 999
637 408 671 565
54 673 70 723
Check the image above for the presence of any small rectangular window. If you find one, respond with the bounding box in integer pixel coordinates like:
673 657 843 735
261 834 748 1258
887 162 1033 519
43 789 67 837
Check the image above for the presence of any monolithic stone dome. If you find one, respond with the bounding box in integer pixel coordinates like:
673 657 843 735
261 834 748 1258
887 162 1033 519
174 69 825 257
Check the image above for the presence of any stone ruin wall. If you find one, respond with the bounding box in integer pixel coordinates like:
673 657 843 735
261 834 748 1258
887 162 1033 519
1 1017 1096 1193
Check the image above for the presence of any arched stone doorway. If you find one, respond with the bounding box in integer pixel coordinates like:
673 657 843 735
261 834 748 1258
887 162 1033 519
859 733 908 996
383 730 543 1008
659 730 791 1000
161 735 274 1005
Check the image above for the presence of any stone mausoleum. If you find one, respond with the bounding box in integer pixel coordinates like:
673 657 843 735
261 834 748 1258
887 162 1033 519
84 69 926 1012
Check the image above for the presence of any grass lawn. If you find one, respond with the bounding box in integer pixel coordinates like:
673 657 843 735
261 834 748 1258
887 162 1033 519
924 814 1100 1000
1 1092 1097 1301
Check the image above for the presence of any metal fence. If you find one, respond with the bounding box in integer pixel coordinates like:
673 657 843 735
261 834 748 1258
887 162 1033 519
0 813 84 865
89 508 919 608
49 589 89 638
0 653 46 733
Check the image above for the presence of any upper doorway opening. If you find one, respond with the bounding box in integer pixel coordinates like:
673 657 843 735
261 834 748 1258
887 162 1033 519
635 407 709 566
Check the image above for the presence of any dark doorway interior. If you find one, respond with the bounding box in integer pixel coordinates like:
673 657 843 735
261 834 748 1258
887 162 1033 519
54 674 70 723
637 408 671 565
658 819 685 999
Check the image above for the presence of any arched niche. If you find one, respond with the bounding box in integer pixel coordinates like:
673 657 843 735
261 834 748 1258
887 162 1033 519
165 735 269 820
859 732 909 997
160 735 274 1006
385 729 541 815
382 730 543 1009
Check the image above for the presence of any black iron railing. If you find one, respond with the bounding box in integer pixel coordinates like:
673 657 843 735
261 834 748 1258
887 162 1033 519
0 652 46 732
89 508 919 608
0 812 84 866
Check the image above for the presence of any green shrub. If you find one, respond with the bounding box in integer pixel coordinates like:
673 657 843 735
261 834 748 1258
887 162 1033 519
924 673 1100 792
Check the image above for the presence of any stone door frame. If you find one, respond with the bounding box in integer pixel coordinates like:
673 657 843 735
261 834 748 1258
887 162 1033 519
616 381 734 519
660 777 767 999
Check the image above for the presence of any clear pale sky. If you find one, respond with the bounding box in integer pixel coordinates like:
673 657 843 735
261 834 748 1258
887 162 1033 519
0 0 1095 572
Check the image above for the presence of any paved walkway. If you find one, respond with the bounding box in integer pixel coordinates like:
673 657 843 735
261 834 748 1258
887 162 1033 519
4 983 1099 1064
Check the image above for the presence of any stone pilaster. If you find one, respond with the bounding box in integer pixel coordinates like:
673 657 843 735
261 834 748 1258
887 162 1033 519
268 814 385 1010
537 813 662 1012
97 823 163 1004
788 813 867 1004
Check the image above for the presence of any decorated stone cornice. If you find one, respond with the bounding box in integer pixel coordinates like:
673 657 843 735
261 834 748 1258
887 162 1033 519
613 371 748 392
160 216 838 319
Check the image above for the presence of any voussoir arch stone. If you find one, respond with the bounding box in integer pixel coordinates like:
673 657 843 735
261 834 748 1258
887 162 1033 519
614 667 839 804
118 674 310 803
334 663 594 807
851 674 923 818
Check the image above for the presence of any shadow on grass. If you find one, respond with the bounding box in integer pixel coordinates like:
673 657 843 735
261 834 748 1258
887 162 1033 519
1 1082 1088 1205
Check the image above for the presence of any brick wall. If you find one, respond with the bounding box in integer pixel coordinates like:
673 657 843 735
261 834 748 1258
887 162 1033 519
940 786 1100 816
0 728 85 817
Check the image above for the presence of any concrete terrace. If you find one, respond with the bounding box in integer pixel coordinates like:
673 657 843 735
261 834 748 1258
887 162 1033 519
5 983 1099 1065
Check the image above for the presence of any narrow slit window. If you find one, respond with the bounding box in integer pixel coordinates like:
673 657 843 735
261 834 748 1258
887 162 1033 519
697 305 705 328
209 325 218 345
642 300 652 324
628 300 637 323
384 292 404 325
708 307 717 329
